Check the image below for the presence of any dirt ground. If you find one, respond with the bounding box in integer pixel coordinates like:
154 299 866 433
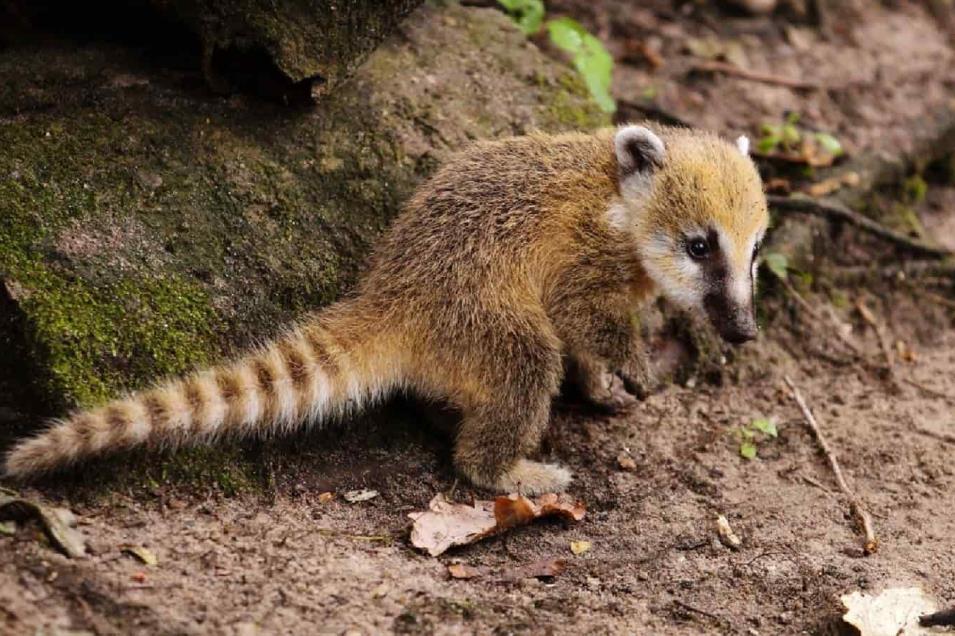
4 1 955 635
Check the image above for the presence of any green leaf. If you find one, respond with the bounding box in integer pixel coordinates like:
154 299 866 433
814 132 844 157
751 418 778 438
756 134 780 154
547 17 616 113
497 0 545 35
740 441 757 460
763 252 789 280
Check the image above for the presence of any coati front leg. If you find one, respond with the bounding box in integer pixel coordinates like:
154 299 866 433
553 296 654 411
452 330 569 495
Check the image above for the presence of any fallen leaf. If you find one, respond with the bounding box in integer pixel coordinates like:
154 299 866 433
500 558 566 582
318 492 335 504
570 540 592 555
0 494 86 558
131 571 147 584
716 514 742 550
895 340 916 363
343 489 378 503
123 546 158 566
0 521 16 536
616 452 637 471
448 563 487 579
841 587 937 636
409 493 586 557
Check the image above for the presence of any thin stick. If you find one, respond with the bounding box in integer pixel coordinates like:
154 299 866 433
691 60 819 90
783 375 878 554
768 195 953 259
831 261 955 284
672 599 721 622
854 298 900 389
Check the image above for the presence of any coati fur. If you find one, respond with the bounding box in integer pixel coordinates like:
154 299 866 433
4 124 770 494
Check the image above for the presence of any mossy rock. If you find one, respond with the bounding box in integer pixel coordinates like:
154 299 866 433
0 4 608 426
155 0 422 89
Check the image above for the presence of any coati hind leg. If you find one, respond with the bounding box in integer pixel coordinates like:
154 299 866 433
452 331 569 495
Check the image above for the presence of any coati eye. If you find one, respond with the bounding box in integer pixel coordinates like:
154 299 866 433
687 238 710 260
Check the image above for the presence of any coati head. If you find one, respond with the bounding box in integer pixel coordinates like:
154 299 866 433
610 124 769 344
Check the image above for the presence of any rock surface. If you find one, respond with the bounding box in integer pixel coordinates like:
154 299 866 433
0 3 608 416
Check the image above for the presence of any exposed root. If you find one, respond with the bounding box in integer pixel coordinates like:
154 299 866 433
768 195 953 259
783 376 878 555
691 61 819 90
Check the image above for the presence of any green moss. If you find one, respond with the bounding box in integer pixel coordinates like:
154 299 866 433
19 268 216 408
540 71 610 131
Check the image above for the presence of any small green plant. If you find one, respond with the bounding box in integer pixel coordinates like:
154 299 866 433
497 1 616 113
757 112 843 165
763 252 789 280
737 417 778 460
496 0 545 35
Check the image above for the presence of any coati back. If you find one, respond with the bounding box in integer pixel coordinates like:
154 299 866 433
4 124 769 494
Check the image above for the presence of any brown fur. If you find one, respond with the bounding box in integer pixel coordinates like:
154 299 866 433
4 124 768 494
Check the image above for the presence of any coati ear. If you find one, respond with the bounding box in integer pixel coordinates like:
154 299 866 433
614 125 666 179
735 135 750 156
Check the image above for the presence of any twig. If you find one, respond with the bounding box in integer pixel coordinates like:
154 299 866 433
691 60 819 90
854 299 900 390
902 378 952 402
911 425 955 445
672 599 721 622
768 195 954 259
831 261 955 285
783 375 878 555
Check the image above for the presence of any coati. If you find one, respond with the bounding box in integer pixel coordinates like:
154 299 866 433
4 124 769 494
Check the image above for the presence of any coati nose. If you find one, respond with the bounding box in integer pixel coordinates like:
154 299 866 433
721 323 757 345
719 313 758 345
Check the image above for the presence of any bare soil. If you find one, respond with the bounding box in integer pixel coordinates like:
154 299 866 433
4 1 955 635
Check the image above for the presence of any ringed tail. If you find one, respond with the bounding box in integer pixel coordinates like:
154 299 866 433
3 302 402 479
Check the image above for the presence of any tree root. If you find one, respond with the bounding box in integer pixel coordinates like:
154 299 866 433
768 195 953 259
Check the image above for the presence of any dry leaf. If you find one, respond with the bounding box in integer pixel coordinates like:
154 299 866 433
841 587 937 636
895 340 916 363
570 540 592 555
0 494 86 558
123 546 158 566
131 571 147 584
318 492 335 504
716 514 742 549
409 493 586 557
343 489 378 503
806 172 860 198
616 452 637 471
500 558 566 582
448 563 487 579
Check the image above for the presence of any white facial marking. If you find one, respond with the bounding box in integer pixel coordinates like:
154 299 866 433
736 135 750 156
606 201 631 230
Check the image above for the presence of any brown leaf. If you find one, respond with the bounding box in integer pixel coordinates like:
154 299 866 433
0 494 86 558
409 493 586 557
616 452 637 471
500 558 566 582
448 563 487 579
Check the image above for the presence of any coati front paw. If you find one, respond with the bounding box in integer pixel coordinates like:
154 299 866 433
616 350 656 400
572 357 638 413
587 370 639 413
465 459 572 495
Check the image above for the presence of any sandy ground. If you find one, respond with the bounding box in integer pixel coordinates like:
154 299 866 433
2 303 955 635
4 1 955 635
